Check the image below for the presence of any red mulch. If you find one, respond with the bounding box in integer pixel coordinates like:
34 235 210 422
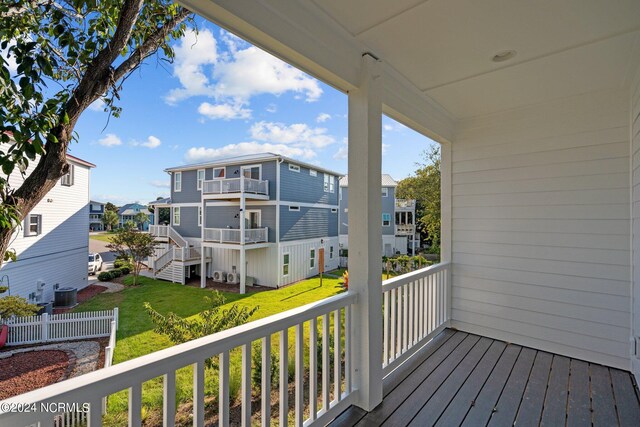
0 350 70 399
53 284 107 314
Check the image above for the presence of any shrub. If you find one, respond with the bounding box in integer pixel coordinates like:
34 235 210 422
98 271 113 281
114 257 134 270
252 341 279 394
119 266 130 275
110 269 123 278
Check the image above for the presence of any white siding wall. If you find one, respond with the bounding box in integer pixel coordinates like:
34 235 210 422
1 159 91 302
451 89 631 369
278 237 340 287
631 66 640 379
206 245 279 288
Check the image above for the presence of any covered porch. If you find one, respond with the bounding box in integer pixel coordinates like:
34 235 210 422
2 0 640 426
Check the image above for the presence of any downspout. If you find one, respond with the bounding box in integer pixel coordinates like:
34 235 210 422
276 157 283 287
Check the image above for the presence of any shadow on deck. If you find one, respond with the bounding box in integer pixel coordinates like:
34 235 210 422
331 329 640 426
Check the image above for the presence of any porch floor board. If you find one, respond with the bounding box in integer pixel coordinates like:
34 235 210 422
330 329 640 427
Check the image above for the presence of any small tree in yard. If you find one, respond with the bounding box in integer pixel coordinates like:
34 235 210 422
0 286 38 318
134 212 149 230
144 292 258 368
107 228 157 285
101 209 118 231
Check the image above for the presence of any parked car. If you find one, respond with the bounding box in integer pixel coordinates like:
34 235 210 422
88 253 103 275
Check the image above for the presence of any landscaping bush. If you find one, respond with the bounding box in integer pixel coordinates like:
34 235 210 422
98 271 113 281
119 266 131 275
252 341 279 394
114 257 134 270
110 269 123 278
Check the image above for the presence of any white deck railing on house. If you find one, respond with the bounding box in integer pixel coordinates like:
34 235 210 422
395 199 415 209
382 263 451 375
173 246 201 261
203 227 269 244
1 309 119 346
0 292 357 427
203 177 269 196
149 225 188 248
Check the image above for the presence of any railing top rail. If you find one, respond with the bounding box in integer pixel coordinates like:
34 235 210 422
382 262 450 292
0 291 357 411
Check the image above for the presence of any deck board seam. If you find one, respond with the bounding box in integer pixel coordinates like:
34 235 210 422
483 346 526 426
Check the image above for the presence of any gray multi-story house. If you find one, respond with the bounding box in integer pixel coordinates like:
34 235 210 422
89 200 105 231
339 174 417 257
149 153 342 292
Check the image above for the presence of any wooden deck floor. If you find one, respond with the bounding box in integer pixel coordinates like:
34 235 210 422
330 329 640 427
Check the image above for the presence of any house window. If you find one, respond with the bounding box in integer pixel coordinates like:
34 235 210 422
173 207 181 226
198 206 202 226
310 249 316 269
282 253 290 276
289 206 300 211
382 188 388 197
382 213 391 227
61 164 74 186
330 246 334 259
197 169 205 190
331 208 337 213
24 214 42 236
289 164 300 172
310 169 317 177
324 174 335 193
213 167 225 178
174 172 182 192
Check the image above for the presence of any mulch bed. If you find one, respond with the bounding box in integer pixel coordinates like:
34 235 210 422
0 350 70 399
53 284 107 314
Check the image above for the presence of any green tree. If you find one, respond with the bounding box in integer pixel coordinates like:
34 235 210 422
144 292 258 368
0 1 194 267
102 209 119 231
107 228 158 285
104 202 119 213
134 211 149 230
396 146 441 254
0 286 38 318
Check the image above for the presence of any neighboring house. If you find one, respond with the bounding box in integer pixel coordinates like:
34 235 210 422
0 154 95 303
117 203 154 231
339 174 417 257
89 200 105 231
148 153 341 290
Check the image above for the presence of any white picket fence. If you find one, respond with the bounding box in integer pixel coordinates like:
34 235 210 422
1 308 118 346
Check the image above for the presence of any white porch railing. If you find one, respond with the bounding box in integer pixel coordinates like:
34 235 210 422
203 227 268 244
203 177 269 196
382 263 451 375
0 309 119 346
395 199 415 209
0 292 357 427
149 225 187 248
173 246 201 261
153 247 173 272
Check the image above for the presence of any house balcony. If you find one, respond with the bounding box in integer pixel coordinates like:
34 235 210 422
203 227 269 245
202 177 269 200
395 199 415 211
395 224 415 236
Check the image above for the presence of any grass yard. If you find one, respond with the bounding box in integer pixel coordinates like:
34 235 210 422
89 232 116 243
73 273 346 424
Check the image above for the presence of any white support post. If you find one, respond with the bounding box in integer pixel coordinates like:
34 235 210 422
240 188 246 294
201 199 207 289
440 141 452 324
347 53 384 411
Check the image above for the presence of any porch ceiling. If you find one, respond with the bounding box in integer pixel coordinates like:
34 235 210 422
313 0 640 118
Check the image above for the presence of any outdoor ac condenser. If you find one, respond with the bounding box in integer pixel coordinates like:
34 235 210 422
226 272 240 284
213 271 226 282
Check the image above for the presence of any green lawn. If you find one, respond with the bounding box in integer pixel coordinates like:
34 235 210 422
73 274 346 422
89 232 115 243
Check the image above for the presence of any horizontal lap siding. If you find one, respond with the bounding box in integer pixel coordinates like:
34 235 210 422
631 65 640 380
207 246 278 287
451 90 631 369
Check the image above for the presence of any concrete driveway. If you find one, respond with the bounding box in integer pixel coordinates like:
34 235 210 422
89 238 116 276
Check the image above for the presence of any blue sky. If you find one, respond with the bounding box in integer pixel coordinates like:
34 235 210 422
67 19 436 205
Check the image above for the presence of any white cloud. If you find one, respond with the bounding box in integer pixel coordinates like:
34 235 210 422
383 124 394 131
165 29 218 104
266 104 277 113
1 42 18 75
316 113 331 123
198 102 251 120
185 142 316 162
91 194 134 206
88 99 107 112
149 180 170 189
97 134 122 147
166 29 323 116
134 135 161 149
332 139 388 160
250 121 335 148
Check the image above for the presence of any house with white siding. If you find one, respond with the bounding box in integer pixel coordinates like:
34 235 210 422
339 174 417 256
5 2 640 426
148 153 342 292
0 154 95 303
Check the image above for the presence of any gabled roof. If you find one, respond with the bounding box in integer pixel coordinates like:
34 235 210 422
164 152 343 177
340 174 397 188
149 197 171 206
118 203 151 216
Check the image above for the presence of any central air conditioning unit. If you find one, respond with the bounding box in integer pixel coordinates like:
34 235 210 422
226 272 240 284
213 271 226 282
